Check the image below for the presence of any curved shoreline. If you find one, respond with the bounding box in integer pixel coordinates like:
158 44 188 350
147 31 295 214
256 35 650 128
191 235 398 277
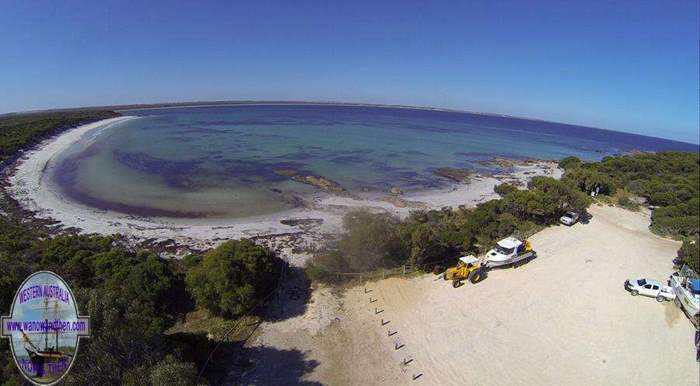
4 116 562 263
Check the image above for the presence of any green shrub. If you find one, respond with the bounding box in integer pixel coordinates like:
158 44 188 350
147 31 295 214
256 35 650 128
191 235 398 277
649 191 678 207
616 191 641 211
626 179 648 196
327 209 407 271
148 355 202 386
562 167 616 195
650 215 700 237
676 237 700 272
558 156 582 170
186 239 278 318
494 183 518 196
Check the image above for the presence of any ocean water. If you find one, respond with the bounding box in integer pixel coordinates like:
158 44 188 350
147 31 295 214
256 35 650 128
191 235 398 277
50 104 698 218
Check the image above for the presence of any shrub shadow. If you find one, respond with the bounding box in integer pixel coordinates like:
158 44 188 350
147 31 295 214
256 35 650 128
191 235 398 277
234 346 321 385
579 212 593 224
263 265 312 322
167 332 320 385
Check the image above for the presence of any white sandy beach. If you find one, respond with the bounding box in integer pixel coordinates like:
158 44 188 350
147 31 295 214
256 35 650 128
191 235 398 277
4 117 561 264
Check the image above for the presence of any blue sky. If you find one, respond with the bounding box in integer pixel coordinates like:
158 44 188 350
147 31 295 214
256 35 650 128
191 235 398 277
1 1 698 143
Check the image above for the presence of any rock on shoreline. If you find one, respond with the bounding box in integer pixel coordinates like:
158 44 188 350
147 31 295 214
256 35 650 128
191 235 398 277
274 169 357 198
432 167 472 182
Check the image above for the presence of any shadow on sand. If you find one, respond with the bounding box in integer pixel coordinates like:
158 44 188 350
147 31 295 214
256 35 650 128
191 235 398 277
579 211 593 225
172 264 317 384
263 265 312 322
167 330 321 385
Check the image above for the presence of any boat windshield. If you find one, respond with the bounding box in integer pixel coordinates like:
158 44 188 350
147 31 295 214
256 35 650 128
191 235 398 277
495 245 514 255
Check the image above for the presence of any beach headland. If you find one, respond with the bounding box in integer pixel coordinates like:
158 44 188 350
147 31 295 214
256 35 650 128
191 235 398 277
2 116 562 264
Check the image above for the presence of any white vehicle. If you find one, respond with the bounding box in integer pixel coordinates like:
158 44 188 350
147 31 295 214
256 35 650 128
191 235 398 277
559 211 580 226
624 278 676 302
483 237 536 269
669 266 700 323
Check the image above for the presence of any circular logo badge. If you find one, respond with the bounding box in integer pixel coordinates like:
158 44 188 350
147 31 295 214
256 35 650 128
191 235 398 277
1 271 90 385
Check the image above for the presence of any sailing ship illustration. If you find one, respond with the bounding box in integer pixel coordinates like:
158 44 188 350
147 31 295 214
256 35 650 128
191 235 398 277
18 298 73 378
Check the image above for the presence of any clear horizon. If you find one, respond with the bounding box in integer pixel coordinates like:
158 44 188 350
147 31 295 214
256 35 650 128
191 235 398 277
1 1 698 144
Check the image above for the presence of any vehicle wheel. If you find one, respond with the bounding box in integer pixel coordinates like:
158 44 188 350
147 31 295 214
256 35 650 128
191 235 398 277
630 290 639 296
470 269 484 284
656 296 665 302
674 297 681 307
452 279 461 288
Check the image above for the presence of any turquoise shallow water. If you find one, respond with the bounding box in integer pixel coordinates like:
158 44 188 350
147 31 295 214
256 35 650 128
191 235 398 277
50 104 697 218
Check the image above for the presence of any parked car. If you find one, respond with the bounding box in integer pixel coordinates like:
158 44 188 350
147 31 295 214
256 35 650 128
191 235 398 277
559 211 580 226
624 278 676 302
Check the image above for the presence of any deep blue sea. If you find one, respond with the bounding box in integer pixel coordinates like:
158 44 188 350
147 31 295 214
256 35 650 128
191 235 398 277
51 104 698 218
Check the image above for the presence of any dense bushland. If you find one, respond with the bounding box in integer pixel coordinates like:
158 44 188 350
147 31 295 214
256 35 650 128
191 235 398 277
0 110 119 162
0 216 281 385
561 152 700 238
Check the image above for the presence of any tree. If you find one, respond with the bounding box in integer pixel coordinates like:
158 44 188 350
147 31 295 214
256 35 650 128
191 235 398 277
676 237 699 272
186 240 278 318
558 156 582 170
562 167 616 195
494 183 518 196
403 222 448 267
505 177 591 223
148 355 202 386
335 209 406 271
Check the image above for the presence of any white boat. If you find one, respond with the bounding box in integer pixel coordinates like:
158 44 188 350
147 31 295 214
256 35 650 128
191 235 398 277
483 237 536 269
669 265 700 323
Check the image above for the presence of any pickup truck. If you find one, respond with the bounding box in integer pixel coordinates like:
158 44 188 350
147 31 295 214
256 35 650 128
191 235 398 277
624 278 676 302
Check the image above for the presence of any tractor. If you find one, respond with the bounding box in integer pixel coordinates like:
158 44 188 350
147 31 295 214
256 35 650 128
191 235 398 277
443 255 486 288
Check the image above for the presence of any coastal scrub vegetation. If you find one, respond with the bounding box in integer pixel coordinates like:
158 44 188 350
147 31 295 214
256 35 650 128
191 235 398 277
309 176 591 278
311 152 700 278
676 237 700 272
0 111 287 385
0 221 281 385
0 110 119 163
561 152 700 238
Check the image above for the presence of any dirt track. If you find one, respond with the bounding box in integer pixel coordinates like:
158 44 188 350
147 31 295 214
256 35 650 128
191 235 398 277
241 204 698 385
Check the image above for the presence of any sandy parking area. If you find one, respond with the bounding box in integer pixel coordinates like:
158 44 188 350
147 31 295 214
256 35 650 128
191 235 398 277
240 204 698 385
